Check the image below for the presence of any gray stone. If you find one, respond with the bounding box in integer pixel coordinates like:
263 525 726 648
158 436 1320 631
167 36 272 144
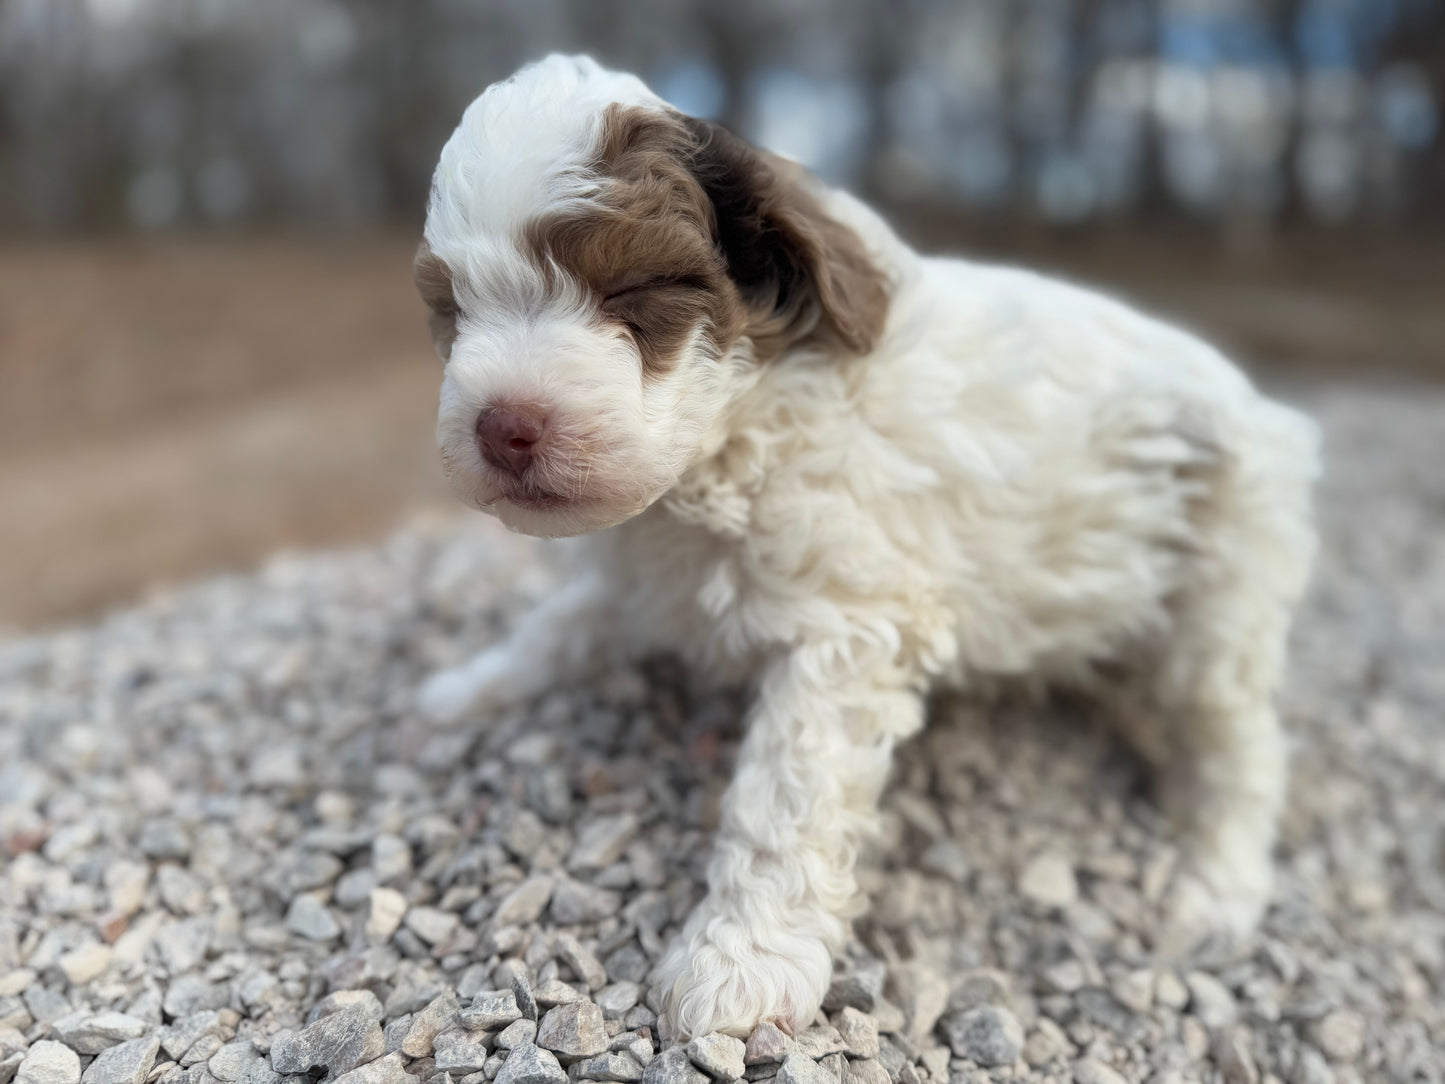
403 994 461 1058
918 841 970 884
334 870 378 910
308 992 385 1026
269 1005 385 1077
463 992 522 1032
492 878 555 928
55 1013 148 1055
435 1030 495 1075
568 815 639 873
947 971 1010 1014
330 1054 409 1084
641 1049 706 1084
1070 1059 1126 1084
206 1041 263 1083
158 1012 227 1062
365 889 407 945
572 1053 644 1083
58 944 112 985
841 1061 889 1084
511 975 539 1023
743 1026 793 1067
938 1007 1023 1068
287 852 344 893
602 945 651 987
495 1021 536 1052
891 967 949 1042
917 1047 948 1082
774 1055 833 1084
382 1016 411 1055
404 907 458 947
24 987 71 1026
371 835 412 884
179 1034 224 1068
822 961 886 1013
1289 1045 1334 1084
686 1035 745 1081
1073 989 1146 1043
833 1009 879 1060
553 936 607 992
1210 1029 1260 1084
792 1030 844 1061
495 1045 567 1084
617 1036 653 1069
535 1003 607 1064
17 1042 81 1084
1153 971 1189 1012
1109 970 1155 1016
138 822 191 861
1018 854 1078 908
161 977 227 1021
154 921 211 976
532 983 584 1010
621 1009 656 1036
284 895 340 942
81 1037 160 1084
593 985 641 1023
1184 973 1237 1030
1308 1010 1365 1063
501 810 548 861
874 1040 905 1084
548 882 621 926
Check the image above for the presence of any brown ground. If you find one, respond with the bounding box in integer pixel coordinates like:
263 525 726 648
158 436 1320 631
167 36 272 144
0 234 449 631
1 228 1440 631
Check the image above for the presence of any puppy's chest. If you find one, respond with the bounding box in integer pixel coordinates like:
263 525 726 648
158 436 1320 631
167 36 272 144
609 379 1214 682
611 451 959 672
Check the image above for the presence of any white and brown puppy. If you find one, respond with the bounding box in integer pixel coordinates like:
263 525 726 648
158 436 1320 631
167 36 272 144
414 55 1318 1038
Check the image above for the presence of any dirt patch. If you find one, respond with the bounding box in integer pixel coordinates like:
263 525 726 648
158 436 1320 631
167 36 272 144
0 234 451 630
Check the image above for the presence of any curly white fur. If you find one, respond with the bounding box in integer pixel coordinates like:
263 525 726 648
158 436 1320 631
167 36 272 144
417 55 1319 1038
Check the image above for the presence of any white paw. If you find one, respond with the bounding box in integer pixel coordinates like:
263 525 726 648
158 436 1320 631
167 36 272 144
416 665 486 723
416 643 523 724
654 902 834 1039
417 646 517 723
1155 856 1269 957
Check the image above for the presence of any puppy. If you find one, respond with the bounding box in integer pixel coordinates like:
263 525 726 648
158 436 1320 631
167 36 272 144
413 55 1319 1038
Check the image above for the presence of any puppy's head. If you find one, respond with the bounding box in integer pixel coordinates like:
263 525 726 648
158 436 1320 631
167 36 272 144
416 54 889 537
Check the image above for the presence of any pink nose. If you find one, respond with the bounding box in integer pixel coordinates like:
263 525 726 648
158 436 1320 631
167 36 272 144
477 405 547 478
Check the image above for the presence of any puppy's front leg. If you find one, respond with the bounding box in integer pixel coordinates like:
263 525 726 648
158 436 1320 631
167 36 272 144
658 643 923 1038
417 573 614 723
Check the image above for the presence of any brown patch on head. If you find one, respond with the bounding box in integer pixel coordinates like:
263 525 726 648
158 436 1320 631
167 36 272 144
524 104 890 376
413 240 459 360
678 115 891 359
524 107 739 379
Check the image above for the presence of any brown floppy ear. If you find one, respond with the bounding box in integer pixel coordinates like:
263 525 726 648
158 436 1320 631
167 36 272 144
413 240 459 361
679 116 889 358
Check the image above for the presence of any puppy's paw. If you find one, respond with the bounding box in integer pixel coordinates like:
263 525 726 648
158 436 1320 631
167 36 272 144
416 666 485 723
1155 854 1269 957
416 648 513 724
654 903 833 1039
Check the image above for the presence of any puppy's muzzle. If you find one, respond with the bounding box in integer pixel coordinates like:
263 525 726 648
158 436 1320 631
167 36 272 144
476 404 548 479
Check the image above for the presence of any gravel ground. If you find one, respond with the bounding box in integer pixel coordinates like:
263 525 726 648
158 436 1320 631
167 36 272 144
2 384 1442 1084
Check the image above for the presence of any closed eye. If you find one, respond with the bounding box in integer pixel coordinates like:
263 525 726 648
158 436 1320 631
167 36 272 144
603 276 704 303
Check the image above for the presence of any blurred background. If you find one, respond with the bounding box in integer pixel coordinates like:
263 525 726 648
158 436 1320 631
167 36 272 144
1 0 1442 630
